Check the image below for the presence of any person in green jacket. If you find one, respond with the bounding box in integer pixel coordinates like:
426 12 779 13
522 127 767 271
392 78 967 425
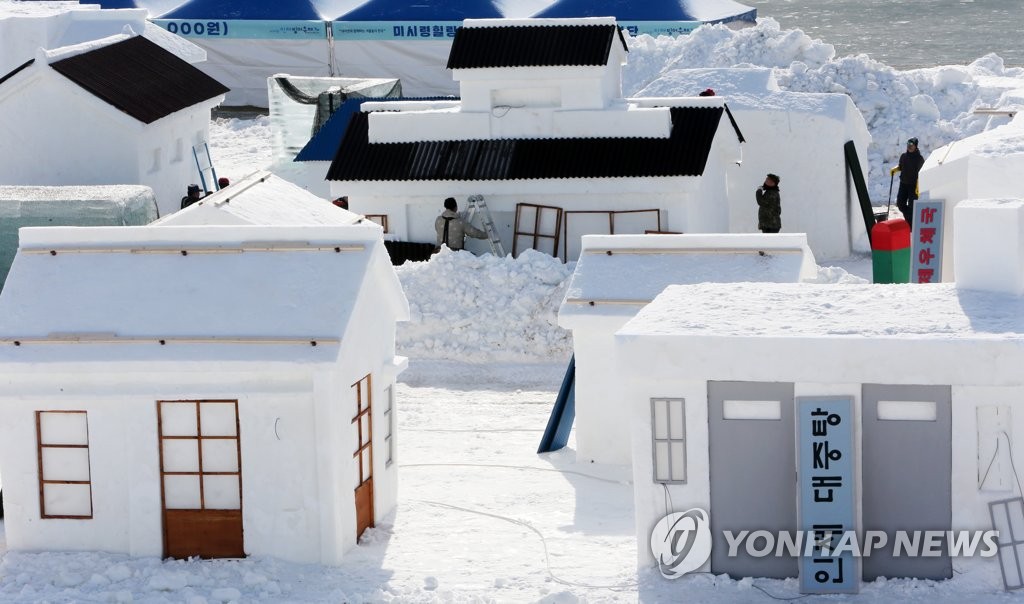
755 173 782 233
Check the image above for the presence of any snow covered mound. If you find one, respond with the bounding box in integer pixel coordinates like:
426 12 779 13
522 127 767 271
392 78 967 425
395 248 574 363
625 18 1024 201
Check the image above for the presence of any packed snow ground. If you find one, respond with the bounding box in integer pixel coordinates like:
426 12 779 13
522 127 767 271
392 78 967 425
4 15 1024 604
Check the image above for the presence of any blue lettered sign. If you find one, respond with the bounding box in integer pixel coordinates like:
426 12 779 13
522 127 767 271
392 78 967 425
797 397 859 594
151 20 327 40
331 21 460 41
911 199 945 283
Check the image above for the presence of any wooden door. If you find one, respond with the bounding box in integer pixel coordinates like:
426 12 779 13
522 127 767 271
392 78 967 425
158 400 244 559
353 375 374 540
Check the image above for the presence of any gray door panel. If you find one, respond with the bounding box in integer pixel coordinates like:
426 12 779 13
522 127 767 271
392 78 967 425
708 381 797 579
862 383 952 581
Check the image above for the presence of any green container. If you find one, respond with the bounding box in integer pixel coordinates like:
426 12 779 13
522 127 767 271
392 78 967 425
872 247 911 284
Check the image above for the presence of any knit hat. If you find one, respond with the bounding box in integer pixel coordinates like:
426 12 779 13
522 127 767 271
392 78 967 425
766 173 780 185
444 197 457 211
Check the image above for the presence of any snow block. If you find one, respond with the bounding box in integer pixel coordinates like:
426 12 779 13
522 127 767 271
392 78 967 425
954 198 1024 295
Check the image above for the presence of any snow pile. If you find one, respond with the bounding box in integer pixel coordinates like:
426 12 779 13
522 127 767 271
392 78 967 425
624 18 1024 200
206 116 274 187
395 248 574 363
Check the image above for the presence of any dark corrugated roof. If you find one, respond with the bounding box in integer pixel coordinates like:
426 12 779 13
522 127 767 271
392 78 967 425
446 24 628 69
326 106 723 182
49 36 229 124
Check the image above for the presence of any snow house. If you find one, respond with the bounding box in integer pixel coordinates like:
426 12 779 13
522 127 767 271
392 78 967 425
616 199 1024 590
920 111 1024 282
557 233 818 465
326 17 870 262
0 32 227 219
0 223 409 564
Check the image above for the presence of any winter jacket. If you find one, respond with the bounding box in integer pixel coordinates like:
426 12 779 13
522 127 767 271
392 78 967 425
435 209 487 250
755 185 782 232
897 149 925 185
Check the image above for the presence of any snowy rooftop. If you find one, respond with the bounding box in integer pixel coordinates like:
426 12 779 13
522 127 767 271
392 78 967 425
0 1 96 18
620 281 1024 340
561 234 815 319
0 225 402 347
154 172 366 227
929 113 1024 163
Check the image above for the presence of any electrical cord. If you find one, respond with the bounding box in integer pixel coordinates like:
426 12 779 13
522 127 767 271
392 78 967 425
410 499 638 591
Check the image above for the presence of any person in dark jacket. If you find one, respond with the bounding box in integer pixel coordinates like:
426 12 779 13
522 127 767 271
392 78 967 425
180 184 202 209
755 173 782 233
891 137 925 229
435 197 487 252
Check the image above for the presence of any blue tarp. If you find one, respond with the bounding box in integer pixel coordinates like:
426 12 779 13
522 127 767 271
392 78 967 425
160 0 322 20
337 0 503 21
97 0 142 8
295 97 456 162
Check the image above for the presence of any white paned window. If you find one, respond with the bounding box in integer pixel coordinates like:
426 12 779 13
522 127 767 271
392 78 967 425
383 386 394 467
651 398 686 484
37 411 93 518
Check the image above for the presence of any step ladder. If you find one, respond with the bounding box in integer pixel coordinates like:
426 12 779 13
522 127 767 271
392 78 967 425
465 195 507 256
192 142 220 194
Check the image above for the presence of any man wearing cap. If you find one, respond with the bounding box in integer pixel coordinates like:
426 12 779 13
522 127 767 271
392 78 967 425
180 184 203 209
890 138 925 228
435 197 487 252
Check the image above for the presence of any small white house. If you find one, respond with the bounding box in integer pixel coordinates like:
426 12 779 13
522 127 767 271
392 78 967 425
327 18 745 261
919 112 1024 281
639 67 873 259
0 32 228 218
154 170 367 227
558 233 818 465
616 198 1024 588
0 223 409 564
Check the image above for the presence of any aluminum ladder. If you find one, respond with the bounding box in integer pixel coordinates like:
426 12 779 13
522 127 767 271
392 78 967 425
465 195 507 256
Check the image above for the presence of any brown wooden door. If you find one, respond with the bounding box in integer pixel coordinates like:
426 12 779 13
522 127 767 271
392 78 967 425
353 375 374 539
158 400 244 559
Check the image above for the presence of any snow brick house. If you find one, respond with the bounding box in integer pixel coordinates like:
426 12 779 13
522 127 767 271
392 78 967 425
326 17 745 261
919 112 1024 282
616 198 1024 589
0 33 228 219
0 224 409 564
558 233 818 465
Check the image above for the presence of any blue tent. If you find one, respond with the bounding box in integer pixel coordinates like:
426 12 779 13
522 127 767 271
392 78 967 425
160 0 322 20
337 0 502 21
96 0 142 8
533 0 756 36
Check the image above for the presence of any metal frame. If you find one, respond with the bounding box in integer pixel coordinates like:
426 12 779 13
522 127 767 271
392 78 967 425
36 410 93 519
512 203 563 258
562 208 661 260
650 398 686 484
383 385 394 467
990 497 1024 590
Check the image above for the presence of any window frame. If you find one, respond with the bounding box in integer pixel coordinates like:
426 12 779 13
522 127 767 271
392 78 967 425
36 410 94 519
651 398 687 485
383 385 394 467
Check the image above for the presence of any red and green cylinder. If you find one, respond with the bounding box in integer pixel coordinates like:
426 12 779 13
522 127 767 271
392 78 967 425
871 219 911 284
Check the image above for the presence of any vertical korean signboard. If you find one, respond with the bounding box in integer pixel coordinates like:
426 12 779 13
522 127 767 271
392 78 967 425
797 397 858 594
911 200 945 283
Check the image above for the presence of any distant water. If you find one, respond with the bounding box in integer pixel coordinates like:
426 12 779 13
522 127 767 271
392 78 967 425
741 0 1024 68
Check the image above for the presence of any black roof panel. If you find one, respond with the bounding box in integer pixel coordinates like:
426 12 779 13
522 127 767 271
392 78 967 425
447 24 628 69
50 36 229 124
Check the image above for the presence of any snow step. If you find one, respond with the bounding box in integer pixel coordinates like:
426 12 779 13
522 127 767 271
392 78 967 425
465 195 506 257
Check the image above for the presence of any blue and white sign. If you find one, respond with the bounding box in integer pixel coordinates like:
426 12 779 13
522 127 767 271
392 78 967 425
152 20 327 40
911 199 945 284
619 21 702 37
331 21 460 41
797 397 858 594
